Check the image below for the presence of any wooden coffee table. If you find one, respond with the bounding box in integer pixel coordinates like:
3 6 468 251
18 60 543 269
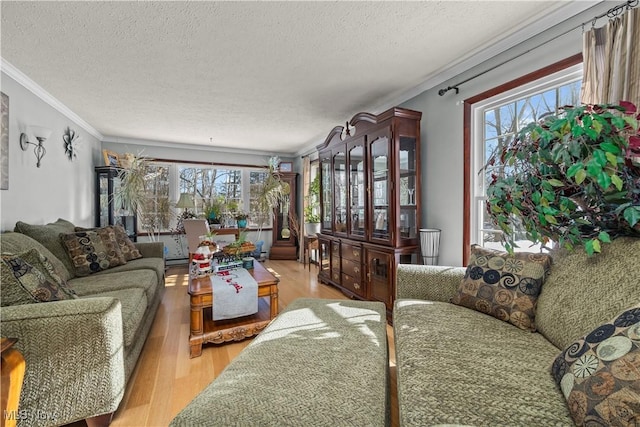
188 262 279 358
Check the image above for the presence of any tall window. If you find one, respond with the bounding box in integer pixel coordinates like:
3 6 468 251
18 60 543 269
471 64 582 251
136 162 272 233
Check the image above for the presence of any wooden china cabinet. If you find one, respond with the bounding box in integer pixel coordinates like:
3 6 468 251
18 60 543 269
269 172 298 260
316 107 422 317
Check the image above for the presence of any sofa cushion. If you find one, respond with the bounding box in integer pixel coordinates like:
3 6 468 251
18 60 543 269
61 227 126 276
0 232 72 281
92 257 165 285
394 299 573 426
537 237 640 350
14 219 77 279
1 249 76 306
551 305 640 426
70 269 159 308
81 288 147 348
451 245 552 331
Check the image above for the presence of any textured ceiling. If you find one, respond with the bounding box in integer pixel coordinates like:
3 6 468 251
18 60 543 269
1 1 587 154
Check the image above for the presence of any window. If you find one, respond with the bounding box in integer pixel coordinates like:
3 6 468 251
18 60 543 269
471 64 582 252
136 162 273 234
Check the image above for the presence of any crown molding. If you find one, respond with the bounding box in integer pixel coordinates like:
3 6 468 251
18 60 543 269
1 58 104 141
102 135 295 157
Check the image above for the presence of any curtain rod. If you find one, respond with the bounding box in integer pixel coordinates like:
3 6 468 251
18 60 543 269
437 0 638 97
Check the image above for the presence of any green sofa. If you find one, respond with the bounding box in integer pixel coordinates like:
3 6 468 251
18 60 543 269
0 219 165 427
394 237 639 426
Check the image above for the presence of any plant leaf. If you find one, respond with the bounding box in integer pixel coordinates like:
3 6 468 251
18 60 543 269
623 206 640 227
547 179 564 187
575 169 587 184
598 231 611 243
600 142 621 154
597 171 611 189
611 174 623 191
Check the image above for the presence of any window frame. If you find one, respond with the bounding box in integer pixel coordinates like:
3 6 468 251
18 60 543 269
462 53 583 265
136 160 274 234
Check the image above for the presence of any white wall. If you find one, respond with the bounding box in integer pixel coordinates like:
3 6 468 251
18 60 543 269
0 72 102 231
400 3 612 267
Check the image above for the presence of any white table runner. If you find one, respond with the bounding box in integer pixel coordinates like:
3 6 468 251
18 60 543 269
210 268 258 320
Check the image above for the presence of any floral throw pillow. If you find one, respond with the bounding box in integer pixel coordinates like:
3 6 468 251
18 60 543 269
551 305 640 426
61 227 126 276
451 245 552 331
1 249 77 306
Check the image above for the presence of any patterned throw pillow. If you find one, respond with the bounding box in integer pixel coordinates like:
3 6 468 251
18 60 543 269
1 249 77 306
112 225 142 261
75 225 142 261
551 306 640 426
451 245 552 331
61 227 126 276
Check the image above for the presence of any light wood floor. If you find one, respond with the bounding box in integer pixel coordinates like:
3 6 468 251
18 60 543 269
97 260 398 427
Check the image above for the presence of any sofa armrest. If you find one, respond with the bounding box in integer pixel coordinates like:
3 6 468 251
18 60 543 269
396 264 466 302
135 241 164 259
1 298 125 427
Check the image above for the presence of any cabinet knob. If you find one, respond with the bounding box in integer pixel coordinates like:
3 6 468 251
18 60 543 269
353 250 360 259
354 282 360 290
354 266 360 274
333 273 339 280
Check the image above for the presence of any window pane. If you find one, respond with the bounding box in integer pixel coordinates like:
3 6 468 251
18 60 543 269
558 80 582 108
138 164 171 234
484 103 516 138
474 71 582 253
249 171 272 228
179 166 241 218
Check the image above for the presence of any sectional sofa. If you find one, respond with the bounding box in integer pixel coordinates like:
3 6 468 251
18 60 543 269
1 219 165 427
394 237 639 426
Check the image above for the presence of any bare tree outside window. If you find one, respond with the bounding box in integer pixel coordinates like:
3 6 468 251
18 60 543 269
479 80 582 249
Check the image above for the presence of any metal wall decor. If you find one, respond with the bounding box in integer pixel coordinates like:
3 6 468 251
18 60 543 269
63 127 78 160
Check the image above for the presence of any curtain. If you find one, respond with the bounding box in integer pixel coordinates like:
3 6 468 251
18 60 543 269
298 156 311 262
581 8 640 107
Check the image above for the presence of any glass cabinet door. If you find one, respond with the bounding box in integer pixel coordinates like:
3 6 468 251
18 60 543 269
367 249 393 308
98 173 110 227
348 139 366 239
369 131 391 243
333 150 347 234
320 156 332 232
398 136 418 241
318 237 330 280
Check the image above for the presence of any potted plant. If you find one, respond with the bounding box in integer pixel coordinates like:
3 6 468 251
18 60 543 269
485 102 640 255
204 196 224 228
235 211 249 229
304 174 321 235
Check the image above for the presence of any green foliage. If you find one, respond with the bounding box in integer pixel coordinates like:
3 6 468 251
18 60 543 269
486 103 640 254
304 174 321 223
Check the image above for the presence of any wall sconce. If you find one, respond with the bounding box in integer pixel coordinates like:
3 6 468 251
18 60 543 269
20 126 52 168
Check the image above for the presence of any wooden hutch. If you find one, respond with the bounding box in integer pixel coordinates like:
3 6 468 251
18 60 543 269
316 107 422 316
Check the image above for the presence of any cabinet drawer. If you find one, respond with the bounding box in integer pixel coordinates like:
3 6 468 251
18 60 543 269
342 258 362 279
341 242 362 262
331 268 341 282
342 273 365 298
